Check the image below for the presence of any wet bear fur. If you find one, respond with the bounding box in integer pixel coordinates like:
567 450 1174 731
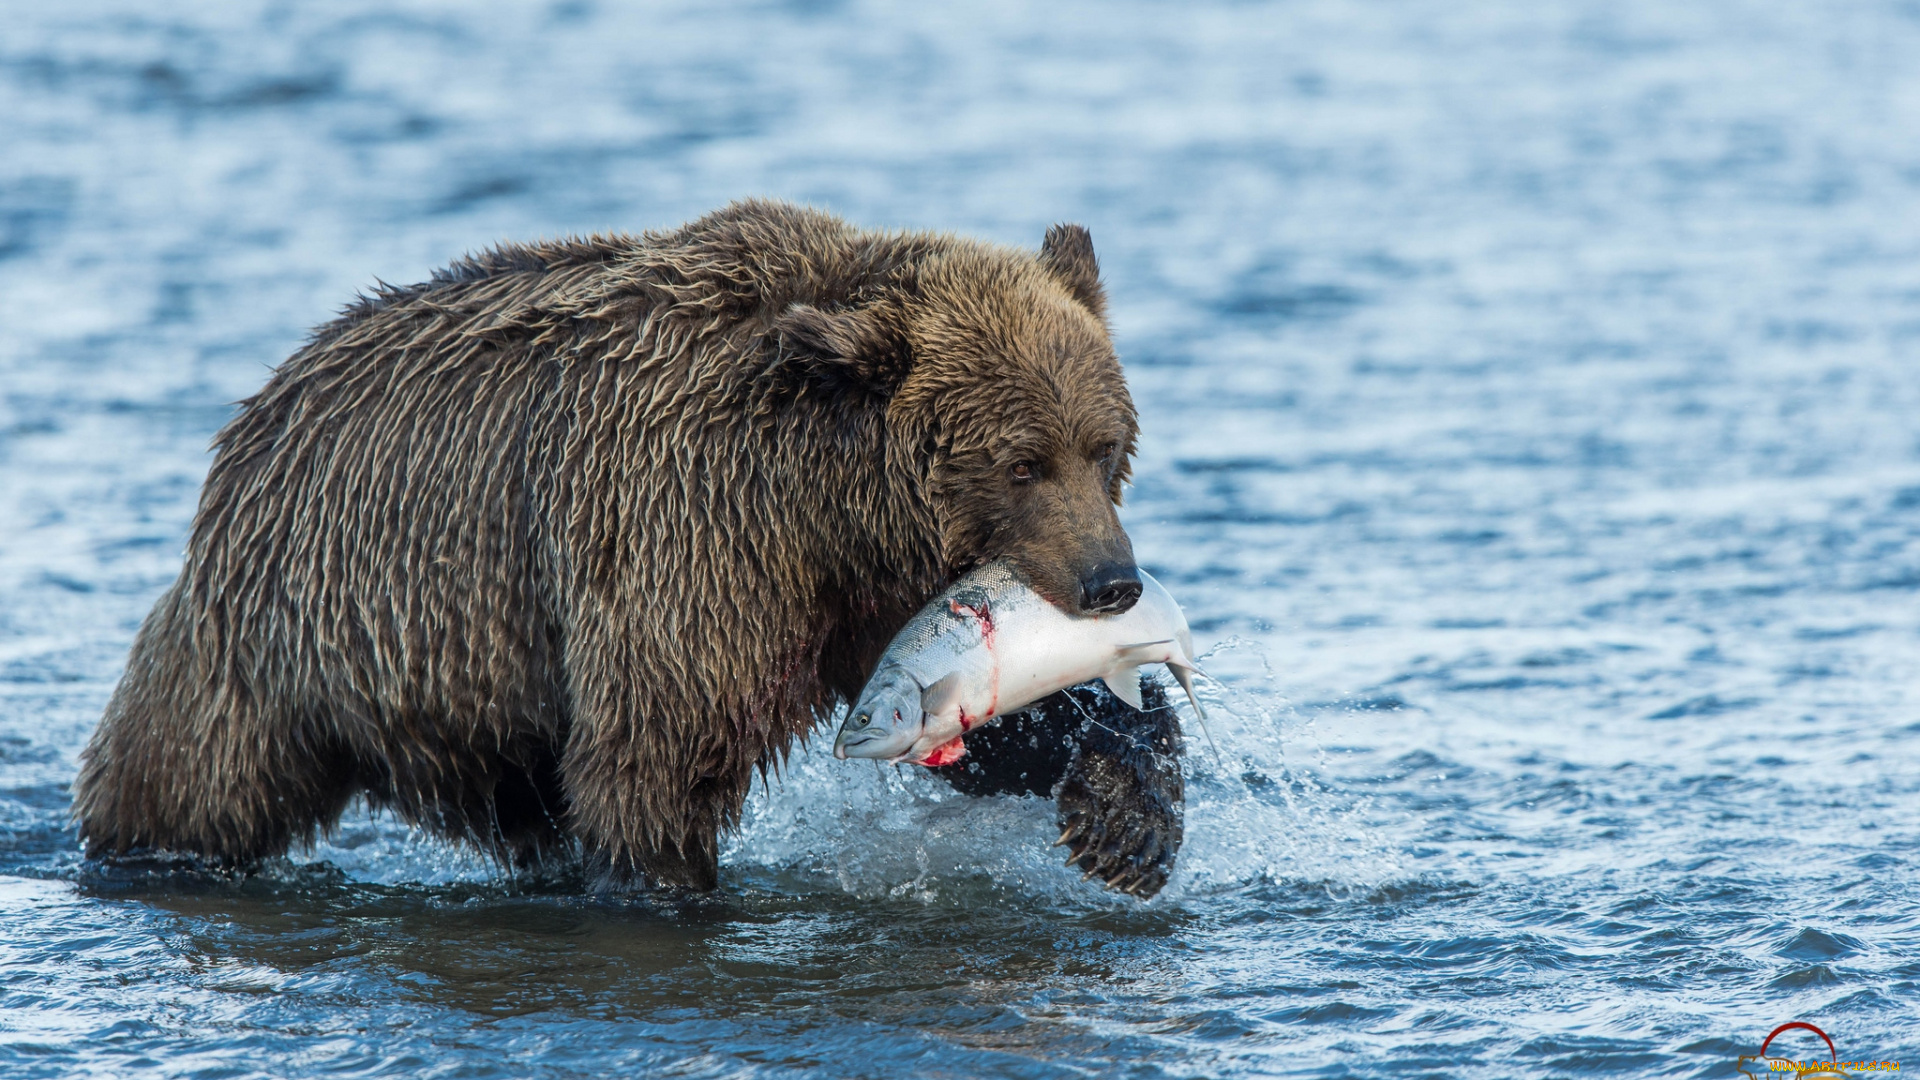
72 200 1185 894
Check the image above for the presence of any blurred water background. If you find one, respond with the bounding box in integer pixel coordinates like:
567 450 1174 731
3 1 1919 1077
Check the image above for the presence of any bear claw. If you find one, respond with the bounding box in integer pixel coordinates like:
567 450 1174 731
1051 704 1183 896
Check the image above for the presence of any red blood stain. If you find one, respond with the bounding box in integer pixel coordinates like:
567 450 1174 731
950 599 995 649
920 736 966 767
958 710 974 732
946 599 999 719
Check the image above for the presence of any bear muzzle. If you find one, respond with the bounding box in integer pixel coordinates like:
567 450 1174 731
1078 562 1142 615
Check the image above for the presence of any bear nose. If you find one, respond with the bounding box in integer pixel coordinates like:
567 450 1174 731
1079 563 1142 614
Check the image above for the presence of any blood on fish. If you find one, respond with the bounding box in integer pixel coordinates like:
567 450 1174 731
919 736 966 767
949 599 995 648
947 599 999 721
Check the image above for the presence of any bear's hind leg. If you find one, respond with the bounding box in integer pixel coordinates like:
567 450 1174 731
76 663 357 868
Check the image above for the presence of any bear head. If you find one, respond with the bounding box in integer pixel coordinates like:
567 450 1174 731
777 223 1141 615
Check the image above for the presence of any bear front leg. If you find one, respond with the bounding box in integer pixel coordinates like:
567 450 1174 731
580 831 721 893
558 673 739 893
926 678 1185 898
1051 679 1184 898
570 756 731 893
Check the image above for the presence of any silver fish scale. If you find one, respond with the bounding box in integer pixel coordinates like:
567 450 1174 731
880 564 1030 661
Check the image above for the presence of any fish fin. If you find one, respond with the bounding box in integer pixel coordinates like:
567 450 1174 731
1115 639 1174 658
920 672 964 715
1168 660 1226 770
1168 662 1206 720
1103 669 1147 710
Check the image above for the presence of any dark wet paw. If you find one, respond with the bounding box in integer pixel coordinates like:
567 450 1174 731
1052 682 1184 899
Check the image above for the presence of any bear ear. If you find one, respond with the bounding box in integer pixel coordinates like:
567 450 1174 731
1039 223 1106 319
775 303 912 395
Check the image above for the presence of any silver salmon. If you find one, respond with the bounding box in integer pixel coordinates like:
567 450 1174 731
832 561 1205 765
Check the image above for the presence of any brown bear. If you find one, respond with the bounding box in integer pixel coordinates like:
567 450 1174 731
73 200 1184 896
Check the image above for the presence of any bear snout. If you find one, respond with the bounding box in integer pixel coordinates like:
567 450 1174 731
1078 562 1142 615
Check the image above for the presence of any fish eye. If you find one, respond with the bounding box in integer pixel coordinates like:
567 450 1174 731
854 712 870 728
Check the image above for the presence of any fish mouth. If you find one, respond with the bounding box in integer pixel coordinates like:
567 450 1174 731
833 728 890 760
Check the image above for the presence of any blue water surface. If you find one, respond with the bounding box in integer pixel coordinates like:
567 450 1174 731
2 2 1918 1077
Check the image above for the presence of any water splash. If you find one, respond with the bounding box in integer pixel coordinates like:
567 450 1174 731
1164 637 1410 900
728 640 1411 907
300 798 503 887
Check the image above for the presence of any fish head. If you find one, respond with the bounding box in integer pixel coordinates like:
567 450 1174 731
833 669 925 761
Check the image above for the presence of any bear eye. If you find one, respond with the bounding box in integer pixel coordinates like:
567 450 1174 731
1009 461 1038 484
1095 442 1117 463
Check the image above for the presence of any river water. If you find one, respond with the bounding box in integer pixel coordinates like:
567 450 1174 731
3 1 1918 1076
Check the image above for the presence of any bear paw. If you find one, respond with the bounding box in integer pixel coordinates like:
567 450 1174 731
1052 698 1184 899
924 677 1187 898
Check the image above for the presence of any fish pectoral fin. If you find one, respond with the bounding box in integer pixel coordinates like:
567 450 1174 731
920 672 964 715
1103 669 1147 710
1108 641 1179 711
